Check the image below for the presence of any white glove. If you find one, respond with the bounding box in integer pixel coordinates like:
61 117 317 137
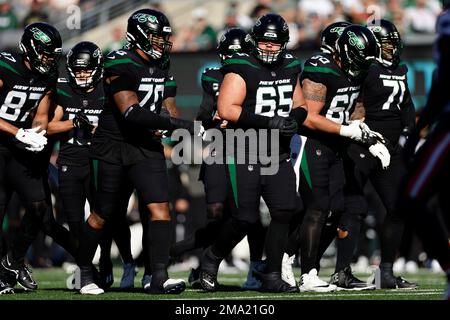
15 127 47 150
369 142 391 169
25 144 45 152
358 121 385 144
339 121 363 141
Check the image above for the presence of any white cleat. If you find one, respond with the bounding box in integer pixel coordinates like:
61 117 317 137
80 283 104 295
299 268 337 293
281 253 297 287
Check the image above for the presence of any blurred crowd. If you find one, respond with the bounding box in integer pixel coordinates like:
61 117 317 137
0 0 442 52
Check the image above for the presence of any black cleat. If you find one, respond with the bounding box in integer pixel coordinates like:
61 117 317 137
254 271 299 293
0 278 14 295
199 247 222 292
199 270 219 292
146 270 185 294
188 267 202 289
98 259 113 289
330 266 375 291
1 255 37 291
380 274 418 289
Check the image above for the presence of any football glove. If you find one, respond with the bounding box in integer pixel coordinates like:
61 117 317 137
267 116 298 137
15 127 47 150
73 111 94 132
369 142 391 169
341 120 385 146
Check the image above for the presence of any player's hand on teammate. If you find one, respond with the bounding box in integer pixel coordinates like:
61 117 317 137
340 120 385 146
15 126 47 152
268 115 298 137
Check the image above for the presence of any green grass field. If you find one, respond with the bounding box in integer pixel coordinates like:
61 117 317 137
0 267 446 300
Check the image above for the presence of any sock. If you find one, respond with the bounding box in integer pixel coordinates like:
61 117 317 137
148 220 172 274
248 221 267 261
380 213 404 264
78 222 103 267
300 209 328 274
335 215 361 272
112 217 133 264
265 220 289 273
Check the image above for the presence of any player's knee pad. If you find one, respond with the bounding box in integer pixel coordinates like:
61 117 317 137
207 202 224 221
270 208 295 224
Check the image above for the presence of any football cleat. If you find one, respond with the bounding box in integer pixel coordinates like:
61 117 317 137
199 247 222 292
80 283 104 295
330 266 375 291
120 262 137 289
243 260 266 290
0 278 14 295
147 277 186 294
188 267 202 289
1 255 37 291
299 268 337 292
98 259 113 289
254 271 299 293
379 274 418 289
281 253 297 287
199 270 219 292
141 274 152 291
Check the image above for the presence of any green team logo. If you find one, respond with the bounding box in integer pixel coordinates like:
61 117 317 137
31 27 51 44
133 13 158 24
369 26 382 33
330 27 345 35
347 31 365 49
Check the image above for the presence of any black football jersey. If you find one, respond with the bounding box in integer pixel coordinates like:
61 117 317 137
300 53 361 147
221 52 302 157
362 62 415 144
93 49 173 164
0 52 55 129
55 77 104 166
163 75 177 99
196 67 223 129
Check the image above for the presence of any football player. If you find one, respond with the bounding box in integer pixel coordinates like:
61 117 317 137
76 8 193 295
198 14 307 293
47 41 136 290
350 19 417 289
284 24 383 292
170 28 267 290
0 22 61 294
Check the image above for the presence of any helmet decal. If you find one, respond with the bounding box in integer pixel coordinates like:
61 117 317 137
348 31 366 50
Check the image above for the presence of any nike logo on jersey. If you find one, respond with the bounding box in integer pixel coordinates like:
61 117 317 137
309 62 318 66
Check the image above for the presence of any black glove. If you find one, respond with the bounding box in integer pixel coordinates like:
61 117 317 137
73 111 94 132
267 116 298 137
